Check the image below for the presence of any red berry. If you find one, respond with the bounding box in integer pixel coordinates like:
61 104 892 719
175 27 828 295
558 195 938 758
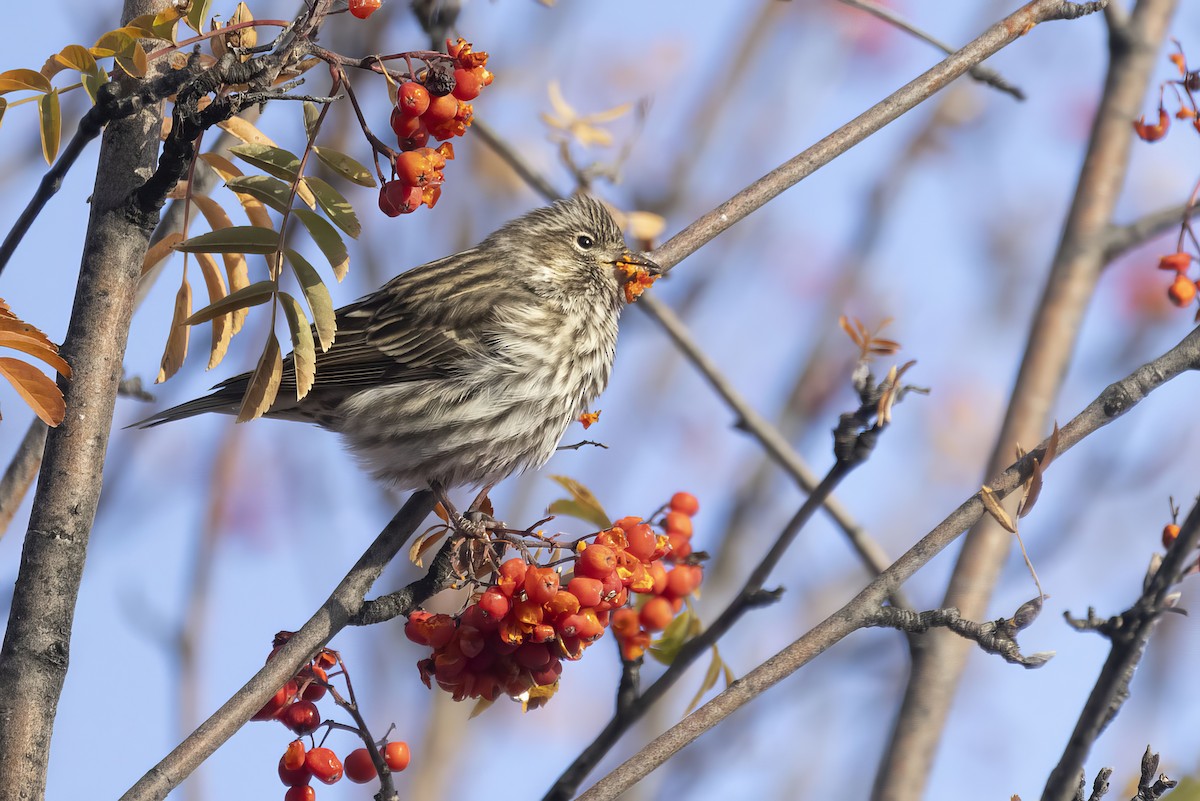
515 642 552 669
390 106 422 140
395 150 437 187
305 747 344 784
669 492 700 516
544 589 581 617
282 700 322 735
625 524 657 562
497 557 528 596
396 128 430 152
298 665 327 702
577 544 617 579
524 567 560 606
1158 252 1192 272
253 680 297 721
667 532 692 560
611 607 640 638
397 81 430 116
423 93 458 124
284 787 316 801
639 596 674 631
344 747 378 784
477 587 511 622
646 560 668 595
457 625 485 658
347 0 381 18
278 742 312 787
378 181 422 217
567 576 603 607
452 67 482 101
384 741 411 772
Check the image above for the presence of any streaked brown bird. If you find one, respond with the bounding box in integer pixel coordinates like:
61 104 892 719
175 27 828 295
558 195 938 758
135 194 660 496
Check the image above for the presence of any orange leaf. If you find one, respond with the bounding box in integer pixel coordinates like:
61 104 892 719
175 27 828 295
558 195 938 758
0 357 65 426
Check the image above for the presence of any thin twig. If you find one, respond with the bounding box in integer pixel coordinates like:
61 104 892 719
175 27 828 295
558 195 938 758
838 0 1025 100
0 419 47 538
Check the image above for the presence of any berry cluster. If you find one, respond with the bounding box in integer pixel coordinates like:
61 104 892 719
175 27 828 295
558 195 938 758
404 492 703 704
1134 46 1200 316
253 633 412 800
378 38 493 217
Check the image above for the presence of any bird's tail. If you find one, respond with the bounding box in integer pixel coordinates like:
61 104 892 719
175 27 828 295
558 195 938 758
127 385 245 429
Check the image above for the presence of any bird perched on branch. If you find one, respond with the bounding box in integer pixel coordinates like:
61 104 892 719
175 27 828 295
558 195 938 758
135 194 661 500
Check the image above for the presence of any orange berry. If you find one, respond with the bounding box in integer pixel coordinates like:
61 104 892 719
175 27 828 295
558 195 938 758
577 544 617 579
477 587 510 622
285 787 316 801
664 511 693 537
625 523 657 562
384 741 411 772
666 564 702 598
397 81 430 116
1168 273 1197 306
253 680 297 721
1133 108 1170 142
452 67 483 100
347 0 381 18
1163 523 1181 549
524 567 560 606
669 492 700 516
668 532 692 560
1158 252 1192 272
378 181 421 217
639 596 674 631
344 747 378 784
544 589 581 617
423 93 459 124
647 560 668 595
611 607 640 638
305 747 343 784
279 742 311 786
567 576 603 607
497 557 527 596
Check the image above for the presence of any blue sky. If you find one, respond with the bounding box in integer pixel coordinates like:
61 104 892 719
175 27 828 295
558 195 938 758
3 1 1200 800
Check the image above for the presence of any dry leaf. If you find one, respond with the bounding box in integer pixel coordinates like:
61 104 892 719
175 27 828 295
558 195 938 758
980 485 1017 534
236 331 282 422
156 276 192 383
0 357 65 426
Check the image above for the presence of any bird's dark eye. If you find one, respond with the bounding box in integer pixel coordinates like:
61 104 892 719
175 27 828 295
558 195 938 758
576 234 595 250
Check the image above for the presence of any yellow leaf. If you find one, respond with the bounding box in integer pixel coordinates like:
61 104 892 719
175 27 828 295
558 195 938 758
190 194 249 332
229 143 316 208
313 147 376 187
306 176 360 239
278 291 315 399
217 115 277 147
684 645 725 715
185 0 213 34
195 252 231 370
38 90 60 164
176 225 280 254
237 331 282 422
184 280 275 326
980 485 1017 534
546 475 610 530
0 68 52 94
156 277 192 383
141 231 184 276
285 249 336 351
81 67 107 105
0 357 65 426
53 45 100 77
0 323 71 377
293 208 348 282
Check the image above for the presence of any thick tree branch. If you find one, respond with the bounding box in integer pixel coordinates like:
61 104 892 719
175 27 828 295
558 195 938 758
0 3 172 797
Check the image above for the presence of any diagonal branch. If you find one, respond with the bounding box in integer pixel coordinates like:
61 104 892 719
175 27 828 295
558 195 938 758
572 308 1200 801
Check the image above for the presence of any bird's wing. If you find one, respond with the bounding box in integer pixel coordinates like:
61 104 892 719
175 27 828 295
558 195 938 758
273 249 520 393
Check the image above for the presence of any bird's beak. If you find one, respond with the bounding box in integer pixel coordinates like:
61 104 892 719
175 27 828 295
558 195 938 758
617 250 662 276
615 251 662 304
